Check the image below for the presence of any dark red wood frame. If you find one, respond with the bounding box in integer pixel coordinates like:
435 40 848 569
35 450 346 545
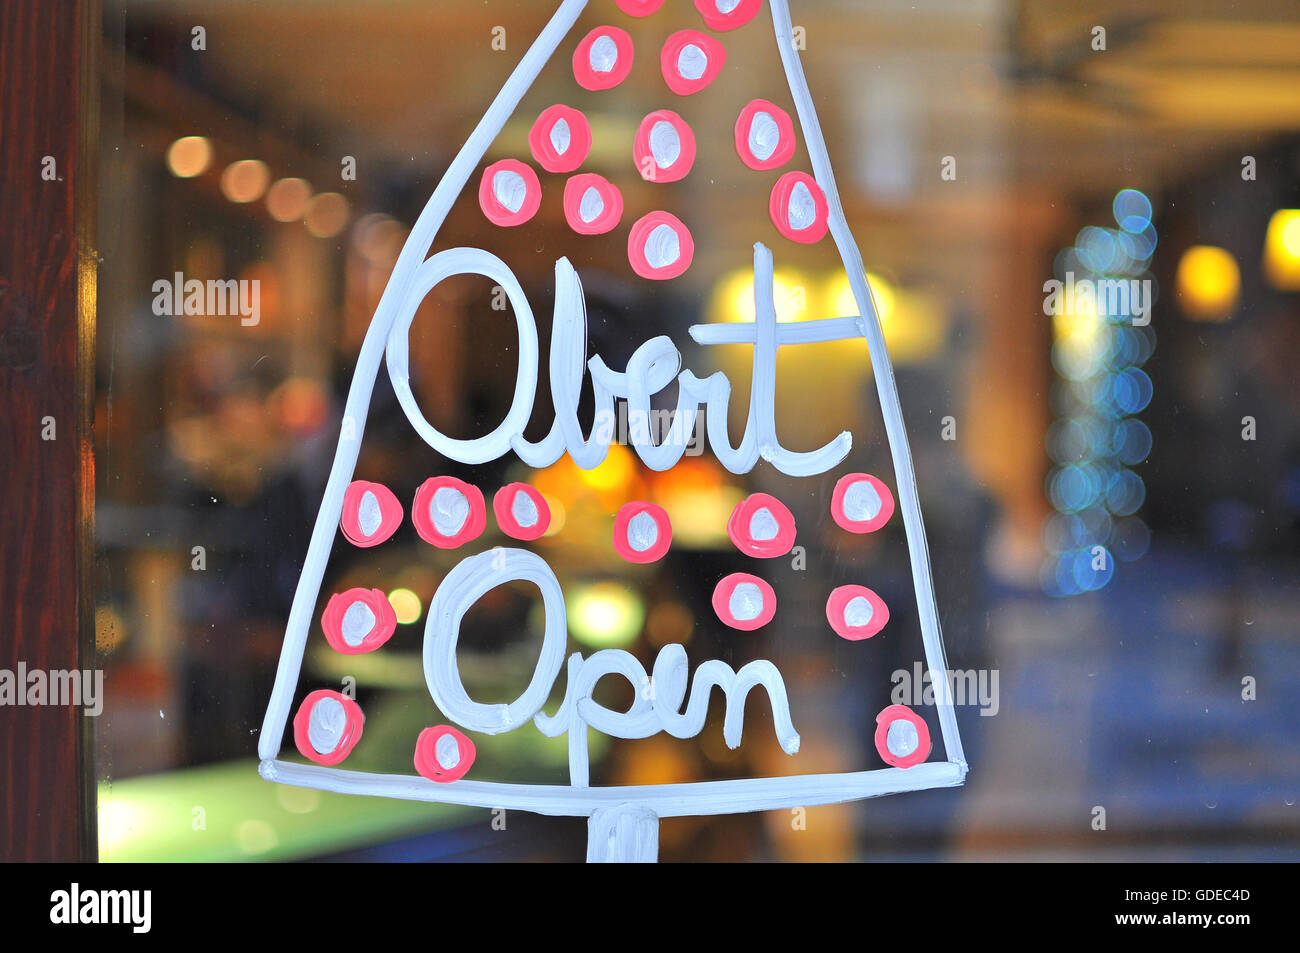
0 0 100 861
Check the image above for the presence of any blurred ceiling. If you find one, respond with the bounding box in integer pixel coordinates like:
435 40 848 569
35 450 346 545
115 0 1300 294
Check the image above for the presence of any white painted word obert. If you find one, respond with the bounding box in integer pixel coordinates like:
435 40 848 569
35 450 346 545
386 243 864 477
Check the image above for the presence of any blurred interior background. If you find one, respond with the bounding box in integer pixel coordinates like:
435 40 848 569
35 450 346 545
94 0 1300 861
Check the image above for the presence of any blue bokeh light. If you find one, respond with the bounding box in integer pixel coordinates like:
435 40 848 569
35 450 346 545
1113 188 1152 234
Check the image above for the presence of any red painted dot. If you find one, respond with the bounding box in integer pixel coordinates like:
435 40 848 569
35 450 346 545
529 105 591 173
412 476 487 548
874 704 931 769
414 725 476 783
293 690 364 766
633 109 696 183
613 501 672 563
478 159 541 227
627 211 694 280
769 171 829 243
573 26 634 90
660 30 726 96
321 587 398 655
693 0 761 31
494 483 551 541
564 173 623 235
727 492 797 558
735 99 796 171
825 585 890 641
830 472 895 534
712 572 777 631
339 480 403 547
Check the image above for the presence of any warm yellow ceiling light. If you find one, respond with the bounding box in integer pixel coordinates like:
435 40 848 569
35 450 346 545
1263 209 1300 291
1175 245 1239 321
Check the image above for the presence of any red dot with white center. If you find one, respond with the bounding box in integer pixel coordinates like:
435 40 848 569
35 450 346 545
529 104 591 174
727 492 797 558
339 480 403 547
825 584 889 641
573 26 634 90
830 472 895 534
613 501 672 563
293 689 365 766
874 704 931 769
694 0 761 31
478 159 541 227
414 725 476 783
321 587 398 655
564 173 623 235
661 30 726 96
633 109 696 183
494 483 551 540
735 99 796 171
628 211 694 280
770 170 829 243
412 476 487 548
712 572 777 630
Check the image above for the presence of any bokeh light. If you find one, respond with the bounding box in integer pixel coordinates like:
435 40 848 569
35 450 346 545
1042 188 1158 595
304 192 350 238
567 583 644 649
1112 188 1152 234
166 135 212 178
1175 245 1239 320
220 159 271 203
387 587 422 625
1263 208 1300 290
265 177 313 222
716 267 811 323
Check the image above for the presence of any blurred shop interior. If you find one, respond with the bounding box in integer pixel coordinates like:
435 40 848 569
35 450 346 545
95 0 1300 861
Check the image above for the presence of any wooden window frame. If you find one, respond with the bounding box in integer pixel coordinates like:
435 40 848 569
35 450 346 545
0 0 100 862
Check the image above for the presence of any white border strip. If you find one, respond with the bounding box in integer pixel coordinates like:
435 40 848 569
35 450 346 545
261 758 966 818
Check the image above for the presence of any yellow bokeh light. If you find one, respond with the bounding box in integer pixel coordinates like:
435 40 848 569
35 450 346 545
1052 287 1101 346
166 136 212 178
1176 245 1240 321
577 441 636 494
822 271 946 363
265 177 313 223
656 482 745 548
305 191 350 238
1263 209 1300 291
827 271 895 325
567 583 645 649
714 267 810 323
220 159 271 203
539 493 566 537
387 587 422 625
